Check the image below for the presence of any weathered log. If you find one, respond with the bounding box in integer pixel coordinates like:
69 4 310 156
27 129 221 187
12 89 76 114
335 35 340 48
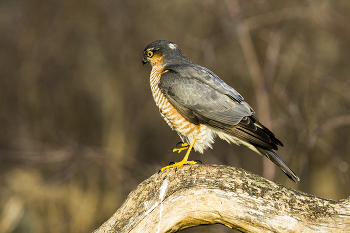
93 165 350 233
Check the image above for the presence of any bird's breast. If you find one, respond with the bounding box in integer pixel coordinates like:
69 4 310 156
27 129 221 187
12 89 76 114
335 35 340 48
149 65 216 153
150 65 199 134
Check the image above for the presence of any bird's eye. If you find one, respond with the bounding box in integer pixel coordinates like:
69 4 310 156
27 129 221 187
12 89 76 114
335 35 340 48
147 51 153 58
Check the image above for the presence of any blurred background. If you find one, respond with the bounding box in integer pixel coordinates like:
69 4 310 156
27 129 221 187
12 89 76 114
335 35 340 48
1 0 350 232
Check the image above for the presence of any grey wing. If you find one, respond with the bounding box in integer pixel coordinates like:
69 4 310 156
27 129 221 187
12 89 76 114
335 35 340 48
159 67 297 182
166 64 247 105
159 70 253 126
159 69 284 150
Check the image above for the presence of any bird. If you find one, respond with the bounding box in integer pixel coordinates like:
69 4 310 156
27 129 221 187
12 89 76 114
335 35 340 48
142 40 299 183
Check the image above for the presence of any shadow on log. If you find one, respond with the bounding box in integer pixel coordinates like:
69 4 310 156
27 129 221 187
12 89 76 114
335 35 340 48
93 165 350 233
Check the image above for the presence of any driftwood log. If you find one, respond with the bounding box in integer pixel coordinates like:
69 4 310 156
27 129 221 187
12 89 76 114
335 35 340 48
93 165 350 233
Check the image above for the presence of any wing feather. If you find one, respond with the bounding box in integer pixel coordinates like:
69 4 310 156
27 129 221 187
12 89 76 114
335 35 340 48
166 64 246 104
159 70 252 126
159 68 282 151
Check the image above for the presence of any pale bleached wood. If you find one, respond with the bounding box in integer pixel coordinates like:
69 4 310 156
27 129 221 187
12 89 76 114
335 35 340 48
93 165 350 233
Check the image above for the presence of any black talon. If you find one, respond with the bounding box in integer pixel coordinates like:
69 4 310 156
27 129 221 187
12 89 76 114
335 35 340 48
168 161 175 165
176 142 184 147
194 159 202 164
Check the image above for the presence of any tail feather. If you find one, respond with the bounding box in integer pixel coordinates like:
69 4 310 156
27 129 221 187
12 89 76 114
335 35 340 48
215 130 300 183
256 148 300 183
250 115 283 147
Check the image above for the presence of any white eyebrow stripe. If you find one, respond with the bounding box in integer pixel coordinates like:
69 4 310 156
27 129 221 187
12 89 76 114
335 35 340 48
168 43 177 50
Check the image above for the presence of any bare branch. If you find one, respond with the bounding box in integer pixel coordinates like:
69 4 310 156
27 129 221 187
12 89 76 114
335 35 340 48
93 165 350 233
241 7 312 31
317 114 350 135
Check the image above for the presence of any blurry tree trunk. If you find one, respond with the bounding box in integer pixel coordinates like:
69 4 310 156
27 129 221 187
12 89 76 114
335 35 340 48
225 0 276 180
93 165 350 233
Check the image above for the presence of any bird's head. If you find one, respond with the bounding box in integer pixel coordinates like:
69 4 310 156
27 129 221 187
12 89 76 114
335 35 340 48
142 40 190 67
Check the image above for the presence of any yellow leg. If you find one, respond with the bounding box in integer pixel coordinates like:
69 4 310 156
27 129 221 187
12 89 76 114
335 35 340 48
160 139 197 172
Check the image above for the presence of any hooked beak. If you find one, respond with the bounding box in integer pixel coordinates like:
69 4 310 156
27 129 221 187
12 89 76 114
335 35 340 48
142 57 147 65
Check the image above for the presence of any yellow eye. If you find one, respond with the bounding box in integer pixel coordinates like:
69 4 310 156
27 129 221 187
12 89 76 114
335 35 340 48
147 51 153 57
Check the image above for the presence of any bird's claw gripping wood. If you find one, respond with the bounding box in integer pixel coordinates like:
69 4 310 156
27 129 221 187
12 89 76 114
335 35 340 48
160 139 197 172
159 160 197 172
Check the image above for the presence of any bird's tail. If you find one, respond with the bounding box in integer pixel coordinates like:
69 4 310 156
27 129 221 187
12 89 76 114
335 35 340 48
256 148 300 183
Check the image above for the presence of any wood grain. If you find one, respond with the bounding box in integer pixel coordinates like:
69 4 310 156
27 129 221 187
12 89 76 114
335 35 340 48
93 165 350 233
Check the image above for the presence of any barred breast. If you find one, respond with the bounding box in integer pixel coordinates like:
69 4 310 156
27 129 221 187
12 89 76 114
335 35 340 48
149 64 215 153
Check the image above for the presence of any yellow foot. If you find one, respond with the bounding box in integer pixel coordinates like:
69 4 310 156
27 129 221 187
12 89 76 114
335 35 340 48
160 159 197 172
172 143 189 153
160 139 197 172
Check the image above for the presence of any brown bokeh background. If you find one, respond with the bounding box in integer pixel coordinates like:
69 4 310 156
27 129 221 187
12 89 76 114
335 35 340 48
1 0 350 232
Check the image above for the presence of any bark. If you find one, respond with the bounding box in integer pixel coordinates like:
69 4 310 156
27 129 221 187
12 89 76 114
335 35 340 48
93 165 350 233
